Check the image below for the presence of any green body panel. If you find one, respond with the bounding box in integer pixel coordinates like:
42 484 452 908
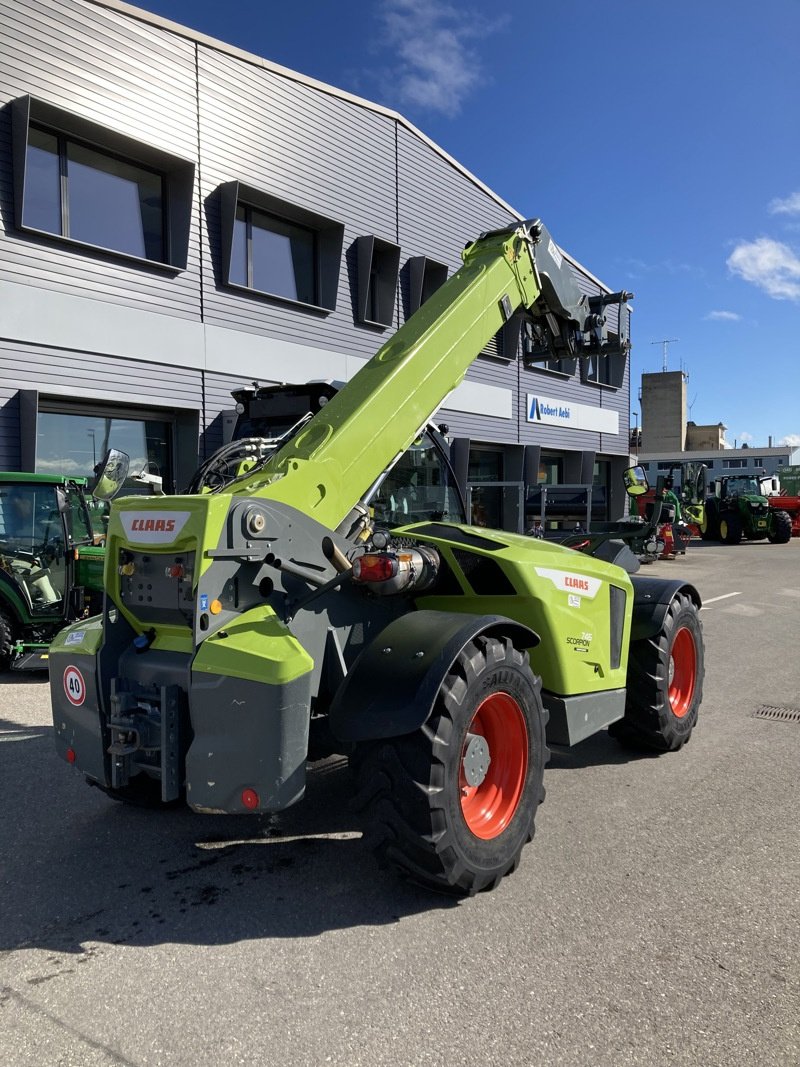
0 473 88 488
103 493 230 639
233 228 540 531
411 524 633 695
49 613 104 657
74 545 106 593
193 604 313 685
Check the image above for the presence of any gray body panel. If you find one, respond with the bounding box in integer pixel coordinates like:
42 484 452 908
542 689 627 746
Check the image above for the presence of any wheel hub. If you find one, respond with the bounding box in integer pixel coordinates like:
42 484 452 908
462 731 491 788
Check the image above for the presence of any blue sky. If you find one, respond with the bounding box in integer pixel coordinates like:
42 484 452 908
140 0 800 448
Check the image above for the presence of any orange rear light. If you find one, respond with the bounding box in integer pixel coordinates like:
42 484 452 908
352 554 398 582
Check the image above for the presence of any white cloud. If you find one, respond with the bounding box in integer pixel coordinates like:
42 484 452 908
705 310 741 321
727 237 800 301
739 432 754 442
779 434 800 447
377 0 501 116
768 191 800 216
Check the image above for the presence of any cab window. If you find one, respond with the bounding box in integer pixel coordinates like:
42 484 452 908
368 431 465 527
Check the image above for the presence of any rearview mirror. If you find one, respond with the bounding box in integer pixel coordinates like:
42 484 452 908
623 465 649 496
89 448 130 502
695 464 707 501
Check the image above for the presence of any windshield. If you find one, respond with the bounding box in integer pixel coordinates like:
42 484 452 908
726 477 762 496
0 484 61 555
0 483 66 611
368 430 465 527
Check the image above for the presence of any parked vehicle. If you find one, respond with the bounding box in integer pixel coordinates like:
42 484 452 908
0 474 106 670
701 474 792 544
50 219 703 896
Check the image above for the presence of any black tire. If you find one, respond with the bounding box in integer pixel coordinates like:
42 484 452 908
0 607 17 672
611 592 704 752
351 635 548 896
719 511 742 544
768 510 793 544
700 499 718 541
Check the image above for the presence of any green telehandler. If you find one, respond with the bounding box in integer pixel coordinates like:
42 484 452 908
49 219 704 895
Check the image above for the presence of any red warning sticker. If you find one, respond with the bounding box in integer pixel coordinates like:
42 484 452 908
63 666 86 707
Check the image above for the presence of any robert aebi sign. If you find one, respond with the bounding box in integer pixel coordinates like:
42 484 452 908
527 392 619 434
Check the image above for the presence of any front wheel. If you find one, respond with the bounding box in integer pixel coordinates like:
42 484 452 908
612 592 704 752
719 512 742 544
768 510 793 544
352 635 548 895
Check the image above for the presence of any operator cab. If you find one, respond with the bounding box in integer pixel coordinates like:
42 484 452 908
206 381 468 527
367 428 466 528
0 479 94 615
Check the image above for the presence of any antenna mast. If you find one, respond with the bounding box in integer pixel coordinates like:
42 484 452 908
651 338 679 372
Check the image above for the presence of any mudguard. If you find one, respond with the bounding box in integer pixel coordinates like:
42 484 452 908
328 610 539 743
629 575 701 642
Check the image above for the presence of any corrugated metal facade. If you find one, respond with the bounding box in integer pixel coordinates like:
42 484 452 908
0 0 631 506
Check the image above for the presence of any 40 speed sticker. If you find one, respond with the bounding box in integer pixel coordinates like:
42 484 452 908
63 665 86 707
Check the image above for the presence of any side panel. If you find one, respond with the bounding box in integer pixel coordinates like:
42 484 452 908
412 526 634 697
49 618 108 785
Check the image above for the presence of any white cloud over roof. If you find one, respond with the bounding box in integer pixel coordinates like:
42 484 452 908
727 237 800 301
378 0 500 116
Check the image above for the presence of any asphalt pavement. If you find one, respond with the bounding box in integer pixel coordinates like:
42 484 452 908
1 538 799 1066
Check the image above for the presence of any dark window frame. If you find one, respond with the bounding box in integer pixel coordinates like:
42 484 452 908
12 95 194 271
219 181 343 313
356 234 401 328
234 203 319 305
580 349 626 389
407 255 448 316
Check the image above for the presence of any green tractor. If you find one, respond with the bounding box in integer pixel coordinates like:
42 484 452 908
701 473 792 545
0 474 106 670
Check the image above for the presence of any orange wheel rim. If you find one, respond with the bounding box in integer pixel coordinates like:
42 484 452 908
459 692 528 840
669 627 697 718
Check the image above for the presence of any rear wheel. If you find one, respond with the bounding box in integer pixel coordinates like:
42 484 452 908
719 511 742 544
699 500 718 541
0 607 17 672
612 593 704 752
768 509 792 544
352 635 548 895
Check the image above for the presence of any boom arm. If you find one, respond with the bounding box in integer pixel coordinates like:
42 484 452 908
241 219 631 532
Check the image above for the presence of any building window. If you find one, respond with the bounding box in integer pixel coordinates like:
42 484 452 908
13 96 194 269
219 181 343 312
722 458 747 469
25 126 165 261
582 351 625 388
36 409 174 494
231 206 316 305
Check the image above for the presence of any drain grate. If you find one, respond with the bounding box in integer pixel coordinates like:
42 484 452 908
753 705 800 724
